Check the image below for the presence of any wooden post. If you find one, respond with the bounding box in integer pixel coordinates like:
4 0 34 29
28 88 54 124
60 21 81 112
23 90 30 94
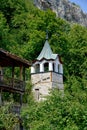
0 89 2 106
23 67 25 81
12 66 14 87
20 64 23 129
20 123 23 130
20 66 23 80
20 94 23 106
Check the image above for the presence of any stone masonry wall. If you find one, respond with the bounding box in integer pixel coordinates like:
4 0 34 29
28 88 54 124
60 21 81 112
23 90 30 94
31 72 63 100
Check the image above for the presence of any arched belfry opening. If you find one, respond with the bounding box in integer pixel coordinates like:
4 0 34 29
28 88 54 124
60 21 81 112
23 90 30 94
44 62 49 72
58 64 60 73
31 33 64 101
53 63 55 72
35 64 40 73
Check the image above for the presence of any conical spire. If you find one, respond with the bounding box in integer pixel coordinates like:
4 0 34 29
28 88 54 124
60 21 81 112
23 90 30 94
37 32 57 60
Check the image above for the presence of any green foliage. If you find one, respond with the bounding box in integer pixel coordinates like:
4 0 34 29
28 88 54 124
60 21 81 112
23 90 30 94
0 13 9 50
22 78 87 130
23 79 33 103
0 103 19 130
0 0 87 129
67 24 87 78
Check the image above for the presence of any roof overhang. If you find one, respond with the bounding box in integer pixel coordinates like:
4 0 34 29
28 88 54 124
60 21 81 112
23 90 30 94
0 48 31 67
32 55 63 65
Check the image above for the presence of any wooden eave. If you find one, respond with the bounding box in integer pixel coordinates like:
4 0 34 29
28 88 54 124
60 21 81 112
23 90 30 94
32 55 63 64
0 48 31 67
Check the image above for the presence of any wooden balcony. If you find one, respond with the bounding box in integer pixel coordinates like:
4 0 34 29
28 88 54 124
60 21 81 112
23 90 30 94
0 48 31 107
0 75 25 93
11 105 21 115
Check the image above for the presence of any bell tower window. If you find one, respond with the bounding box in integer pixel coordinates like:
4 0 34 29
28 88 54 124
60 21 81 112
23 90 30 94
53 63 55 72
35 64 40 73
44 63 49 72
58 64 60 73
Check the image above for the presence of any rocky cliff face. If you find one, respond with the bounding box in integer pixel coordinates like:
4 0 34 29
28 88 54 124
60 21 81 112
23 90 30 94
34 0 87 26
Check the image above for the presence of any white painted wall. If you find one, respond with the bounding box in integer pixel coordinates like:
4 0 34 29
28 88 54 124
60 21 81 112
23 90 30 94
40 63 44 72
31 66 35 73
49 62 53 71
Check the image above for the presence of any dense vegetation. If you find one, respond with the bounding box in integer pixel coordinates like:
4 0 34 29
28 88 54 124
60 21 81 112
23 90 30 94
0 0 87 129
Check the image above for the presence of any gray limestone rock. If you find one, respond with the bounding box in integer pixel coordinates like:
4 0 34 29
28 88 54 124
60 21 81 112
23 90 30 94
34 0 87 26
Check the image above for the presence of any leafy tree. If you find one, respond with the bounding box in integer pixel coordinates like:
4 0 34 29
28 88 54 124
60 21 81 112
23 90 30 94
0 13 10 50
67 24 87 78
21 77 87 130
0 103 19 130
0 1 87 130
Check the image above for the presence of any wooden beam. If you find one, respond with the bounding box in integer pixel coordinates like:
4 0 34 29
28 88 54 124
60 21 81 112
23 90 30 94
20 94 23 106
23 67 25 81
12 66 14 78
12 66 15 87
0 89 2 106
20 66 23 80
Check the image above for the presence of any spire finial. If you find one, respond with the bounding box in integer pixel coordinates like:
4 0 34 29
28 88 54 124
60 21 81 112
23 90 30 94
46 30 48 40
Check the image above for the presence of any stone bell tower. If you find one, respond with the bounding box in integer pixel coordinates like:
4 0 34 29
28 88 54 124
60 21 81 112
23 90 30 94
31 35 63 101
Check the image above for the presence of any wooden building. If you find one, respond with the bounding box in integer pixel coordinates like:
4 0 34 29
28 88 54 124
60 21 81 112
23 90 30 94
0 48 31 129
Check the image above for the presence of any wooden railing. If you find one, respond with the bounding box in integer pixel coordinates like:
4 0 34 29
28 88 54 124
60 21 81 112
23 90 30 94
0 75 25 92
11 105 21 115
